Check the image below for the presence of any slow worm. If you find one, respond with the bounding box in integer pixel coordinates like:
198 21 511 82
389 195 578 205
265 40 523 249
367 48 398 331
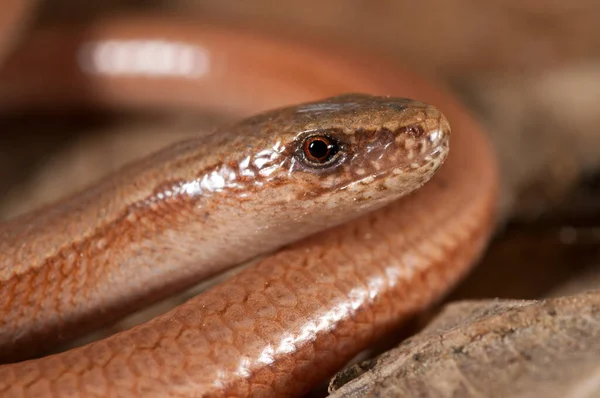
0 9 499 398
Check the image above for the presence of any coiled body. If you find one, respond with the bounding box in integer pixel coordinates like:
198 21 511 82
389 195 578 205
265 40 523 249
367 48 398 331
0 9 498 398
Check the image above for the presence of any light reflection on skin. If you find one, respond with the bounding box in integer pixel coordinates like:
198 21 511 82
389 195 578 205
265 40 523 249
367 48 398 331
239 277 385 372
294 102 360 114
227 253 421 380
239 156 253 178
157 141 287 201
77 39 211 78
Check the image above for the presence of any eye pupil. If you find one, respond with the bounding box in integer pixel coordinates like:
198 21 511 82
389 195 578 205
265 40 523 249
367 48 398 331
307 139 330 160
299 133 341 167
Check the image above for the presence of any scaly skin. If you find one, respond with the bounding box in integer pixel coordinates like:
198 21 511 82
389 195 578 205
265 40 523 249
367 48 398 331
0 13 498 398
1 94 449 364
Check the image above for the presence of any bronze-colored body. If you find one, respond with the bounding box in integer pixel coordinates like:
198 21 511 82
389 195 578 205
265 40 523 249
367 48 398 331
0 8 498 398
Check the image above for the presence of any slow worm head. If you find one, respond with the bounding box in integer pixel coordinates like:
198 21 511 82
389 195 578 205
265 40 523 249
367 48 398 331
220 93 450 226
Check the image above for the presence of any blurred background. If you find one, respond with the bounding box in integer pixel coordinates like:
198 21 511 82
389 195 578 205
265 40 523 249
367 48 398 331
1 2 600 394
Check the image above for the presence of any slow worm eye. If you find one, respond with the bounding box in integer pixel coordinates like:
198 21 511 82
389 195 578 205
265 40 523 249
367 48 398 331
302 135 339 164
